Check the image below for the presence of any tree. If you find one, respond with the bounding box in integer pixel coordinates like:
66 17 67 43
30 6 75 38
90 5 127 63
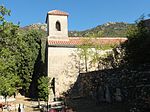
89 35 114 70
77 38 93 72
77 36 115 72
37 76 50 101
0 75 21 104
17 29 44 94
0 5 45 97
0 6 21 100
124 19 150 66
98 18 150 106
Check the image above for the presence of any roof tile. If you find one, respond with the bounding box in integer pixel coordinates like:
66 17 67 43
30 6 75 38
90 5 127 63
48 10 69 16
48 37 127 46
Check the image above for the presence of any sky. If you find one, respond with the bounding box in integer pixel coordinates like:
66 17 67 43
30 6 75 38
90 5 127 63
0 0 150 31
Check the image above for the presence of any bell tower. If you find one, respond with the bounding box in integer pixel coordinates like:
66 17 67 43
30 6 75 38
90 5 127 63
46 10 69 40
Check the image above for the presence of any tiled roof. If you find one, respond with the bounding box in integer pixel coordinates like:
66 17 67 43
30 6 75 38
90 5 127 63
48 37 127 46
48 10 69 16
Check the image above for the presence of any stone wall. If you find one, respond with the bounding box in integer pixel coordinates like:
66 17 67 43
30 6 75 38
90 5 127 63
69 64 150 103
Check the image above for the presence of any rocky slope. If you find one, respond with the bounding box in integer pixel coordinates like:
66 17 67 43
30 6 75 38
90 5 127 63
22 22 133 37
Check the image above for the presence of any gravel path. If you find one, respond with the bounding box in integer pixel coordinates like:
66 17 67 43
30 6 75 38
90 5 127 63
0 95 40 112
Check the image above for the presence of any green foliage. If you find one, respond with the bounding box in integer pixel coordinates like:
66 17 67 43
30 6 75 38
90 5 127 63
117 19 150 110
123 20 150 66
38 76 50 101
17 30 44 93
0 5 11 22
0 5 46 96
77 37 114 71
99 18 150 69
23 22 131 38
77 38 93 72
0 6 21 97
97 18 150 108
0 75 21 97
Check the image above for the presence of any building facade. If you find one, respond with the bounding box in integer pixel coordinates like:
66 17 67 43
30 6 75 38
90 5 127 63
46 10 127 100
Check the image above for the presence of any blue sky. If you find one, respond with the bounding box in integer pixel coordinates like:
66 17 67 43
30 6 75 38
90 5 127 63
0 0 150 31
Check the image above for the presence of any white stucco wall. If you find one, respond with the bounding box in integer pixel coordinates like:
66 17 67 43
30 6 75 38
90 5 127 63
48 47 79 97
47 46 112 99
48 15 68 39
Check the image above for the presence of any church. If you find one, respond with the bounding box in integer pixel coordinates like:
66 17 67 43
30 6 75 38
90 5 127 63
45 10 127 100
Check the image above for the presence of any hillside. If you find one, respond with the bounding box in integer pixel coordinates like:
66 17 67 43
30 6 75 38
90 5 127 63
22 22 133 37
69 22 133 37
22 23 47 32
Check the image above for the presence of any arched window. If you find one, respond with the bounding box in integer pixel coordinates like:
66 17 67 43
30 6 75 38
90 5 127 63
56 21 61 31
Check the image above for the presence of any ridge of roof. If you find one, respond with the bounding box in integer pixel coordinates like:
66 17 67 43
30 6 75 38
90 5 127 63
48 10 69 16
48 37 127 46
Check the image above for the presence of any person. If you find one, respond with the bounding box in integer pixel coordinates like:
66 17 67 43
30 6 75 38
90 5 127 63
14 92 16 98
18 104 21 112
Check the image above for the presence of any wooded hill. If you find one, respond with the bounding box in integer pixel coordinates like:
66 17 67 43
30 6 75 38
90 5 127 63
22 22 133 37
69 22 133 37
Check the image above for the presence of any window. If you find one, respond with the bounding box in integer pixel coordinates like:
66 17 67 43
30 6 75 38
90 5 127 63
56 21 61 31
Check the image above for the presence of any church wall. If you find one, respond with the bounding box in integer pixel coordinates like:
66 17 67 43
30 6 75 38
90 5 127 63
47 46 112 98
48 15 68 38
46 10 127 101
48 47 79 97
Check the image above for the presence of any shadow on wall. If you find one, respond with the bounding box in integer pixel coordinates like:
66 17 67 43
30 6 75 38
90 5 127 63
62 69 129 112
63 64 150 112
65 69 118 103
